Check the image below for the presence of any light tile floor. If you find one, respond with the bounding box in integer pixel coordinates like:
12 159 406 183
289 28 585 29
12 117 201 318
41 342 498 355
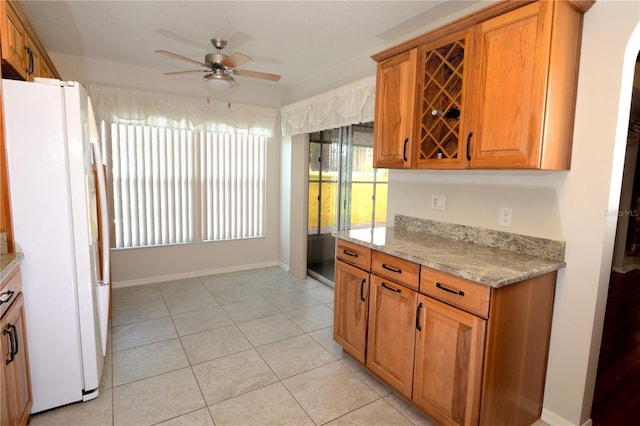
28 266 438 426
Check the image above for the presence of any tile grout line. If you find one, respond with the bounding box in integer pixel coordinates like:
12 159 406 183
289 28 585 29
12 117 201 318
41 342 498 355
109 270 418 426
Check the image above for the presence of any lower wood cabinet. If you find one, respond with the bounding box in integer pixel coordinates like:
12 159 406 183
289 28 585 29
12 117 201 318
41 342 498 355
413 295 486 426
366 274 417 398
0 268 32 426
333 239 557 426
333 260 369 364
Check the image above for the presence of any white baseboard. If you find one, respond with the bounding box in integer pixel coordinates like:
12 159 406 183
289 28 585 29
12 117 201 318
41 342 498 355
611 264 636 273
541 409 592 426
278 261 290 271
111 261 280 289
611 255 640 273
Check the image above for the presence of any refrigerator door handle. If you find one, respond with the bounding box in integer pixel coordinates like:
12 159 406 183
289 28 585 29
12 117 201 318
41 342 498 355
91 138 111 356
88 98 111 356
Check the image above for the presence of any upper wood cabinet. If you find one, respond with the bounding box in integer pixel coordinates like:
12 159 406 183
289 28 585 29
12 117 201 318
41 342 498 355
372 0 592 170
0 0 60 81
372 49 418 168
0 0 26 79
468 0 582 169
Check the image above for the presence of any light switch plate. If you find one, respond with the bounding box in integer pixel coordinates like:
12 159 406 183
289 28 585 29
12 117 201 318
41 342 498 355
432 194 446 210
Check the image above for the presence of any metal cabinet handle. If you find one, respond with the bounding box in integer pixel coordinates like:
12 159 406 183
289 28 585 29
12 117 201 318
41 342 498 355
436 282 465 296
360 278 366 302
9 324 18 357
0 290 15 305
403 138 409 162
3 325 15 365
342 249 358 258
25 47 34 75
466 132 473 161
381 264 402 274
381 282 401 293
416 302 423 331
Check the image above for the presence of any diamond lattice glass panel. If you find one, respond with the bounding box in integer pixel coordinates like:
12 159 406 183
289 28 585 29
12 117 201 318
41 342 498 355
419 39 465 161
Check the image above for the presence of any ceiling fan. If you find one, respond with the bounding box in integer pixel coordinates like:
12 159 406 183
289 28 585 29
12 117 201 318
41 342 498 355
155 38 281 89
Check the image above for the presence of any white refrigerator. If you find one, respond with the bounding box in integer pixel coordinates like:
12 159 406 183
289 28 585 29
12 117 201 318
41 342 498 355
2 78 111 413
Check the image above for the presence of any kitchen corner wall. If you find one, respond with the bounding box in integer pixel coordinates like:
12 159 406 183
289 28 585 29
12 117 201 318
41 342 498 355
386 2 640 424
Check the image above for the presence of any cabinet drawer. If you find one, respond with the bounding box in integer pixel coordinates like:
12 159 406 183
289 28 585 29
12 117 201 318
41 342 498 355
0 268 22 318
420 267 490 318
336 240 371 271
371 251 419 291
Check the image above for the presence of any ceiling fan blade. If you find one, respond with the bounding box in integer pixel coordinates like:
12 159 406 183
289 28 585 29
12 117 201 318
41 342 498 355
163 70 207 75
224 32 253 52
155 50 206 67
154 29 210 51
222 52 252 68
234 69 281 82
250 55 283 66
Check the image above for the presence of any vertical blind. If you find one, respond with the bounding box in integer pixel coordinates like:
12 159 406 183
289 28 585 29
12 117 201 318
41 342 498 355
112 123 266 248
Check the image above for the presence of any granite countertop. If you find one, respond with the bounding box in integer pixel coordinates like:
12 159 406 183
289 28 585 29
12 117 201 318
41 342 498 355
0 253 23 283
334 219 566 288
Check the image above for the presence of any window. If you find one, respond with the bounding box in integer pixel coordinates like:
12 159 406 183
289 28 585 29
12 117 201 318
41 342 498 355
110 123 266 249
307 123 388 283
307 123 387 236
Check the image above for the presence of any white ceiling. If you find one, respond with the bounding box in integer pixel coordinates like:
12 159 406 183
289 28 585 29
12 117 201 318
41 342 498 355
19 0 485 105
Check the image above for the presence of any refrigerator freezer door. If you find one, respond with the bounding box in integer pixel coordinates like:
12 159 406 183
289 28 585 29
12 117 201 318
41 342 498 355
2 79 105 412
3 79 85 412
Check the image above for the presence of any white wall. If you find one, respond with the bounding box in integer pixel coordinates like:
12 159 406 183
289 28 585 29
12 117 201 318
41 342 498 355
279 136 292 270
387 2 640 424
50 53 283 286
387 171 565 239
287 134 309 278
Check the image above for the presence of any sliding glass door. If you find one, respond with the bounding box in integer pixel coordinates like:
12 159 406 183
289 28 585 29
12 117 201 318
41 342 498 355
307 122 387 284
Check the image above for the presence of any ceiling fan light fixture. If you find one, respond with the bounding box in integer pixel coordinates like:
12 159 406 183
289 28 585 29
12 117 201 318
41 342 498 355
207 73 234 90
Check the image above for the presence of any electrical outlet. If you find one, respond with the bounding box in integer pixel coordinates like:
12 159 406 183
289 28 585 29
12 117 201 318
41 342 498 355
499 207 512 227
432 194 446 210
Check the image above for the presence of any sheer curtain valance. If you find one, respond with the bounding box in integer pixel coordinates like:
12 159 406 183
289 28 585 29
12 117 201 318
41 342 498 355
87 84 278 136
280 75 376 136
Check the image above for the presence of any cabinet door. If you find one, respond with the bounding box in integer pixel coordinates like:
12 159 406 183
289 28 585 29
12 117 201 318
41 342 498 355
1 293 32 426
413 294 485 426
416 28 473 169
468 1 552 168
373 48 418 169
366 274 417 398
39 59 54 79
0 1 27 79
333 260 369 364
